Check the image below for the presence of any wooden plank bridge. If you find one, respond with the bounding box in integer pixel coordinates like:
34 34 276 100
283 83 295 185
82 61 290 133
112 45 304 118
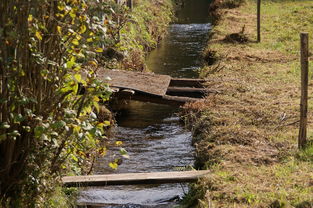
62 170 210 187
97 69 209 105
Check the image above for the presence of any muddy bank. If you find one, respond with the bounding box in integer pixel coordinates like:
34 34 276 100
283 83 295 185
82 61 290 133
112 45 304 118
182 0 313 207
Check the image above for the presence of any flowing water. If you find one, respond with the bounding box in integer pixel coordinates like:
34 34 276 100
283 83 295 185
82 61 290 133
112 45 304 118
77 0 211 207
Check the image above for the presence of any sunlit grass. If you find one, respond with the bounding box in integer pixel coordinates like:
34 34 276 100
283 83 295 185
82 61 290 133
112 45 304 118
244 1 313 55
185 0 313 207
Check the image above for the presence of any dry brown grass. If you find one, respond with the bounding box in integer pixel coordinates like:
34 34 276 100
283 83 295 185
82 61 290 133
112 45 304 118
181 0 313 207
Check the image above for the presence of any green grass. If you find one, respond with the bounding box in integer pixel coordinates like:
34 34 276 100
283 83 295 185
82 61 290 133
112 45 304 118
244 1 313 55
184 0 313 207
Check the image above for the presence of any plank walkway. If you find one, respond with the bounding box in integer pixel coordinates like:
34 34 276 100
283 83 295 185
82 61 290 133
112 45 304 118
97 69 209 105
62 170 210 187
98 69 172 96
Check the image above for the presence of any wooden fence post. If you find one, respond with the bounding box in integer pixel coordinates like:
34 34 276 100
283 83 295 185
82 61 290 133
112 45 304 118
127 0 133 10
298 32 309 149
257 0 261 42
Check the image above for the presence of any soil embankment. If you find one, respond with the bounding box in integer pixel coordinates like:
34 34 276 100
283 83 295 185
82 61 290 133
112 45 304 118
182 1 313 207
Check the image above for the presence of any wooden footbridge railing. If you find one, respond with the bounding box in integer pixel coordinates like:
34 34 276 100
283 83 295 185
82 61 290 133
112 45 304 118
97 69 209 105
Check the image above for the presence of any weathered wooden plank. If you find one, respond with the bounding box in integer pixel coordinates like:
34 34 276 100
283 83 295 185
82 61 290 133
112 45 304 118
62 170 210 187
166 87 208 98
97 69 172 96
170 78 206 88
115 91 200 105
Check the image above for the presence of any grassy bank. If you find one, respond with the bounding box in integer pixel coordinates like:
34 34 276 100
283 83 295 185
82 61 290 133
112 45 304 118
182 0 313 207
117 0 174 71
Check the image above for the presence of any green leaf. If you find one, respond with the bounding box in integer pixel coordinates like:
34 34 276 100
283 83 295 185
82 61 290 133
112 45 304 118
119 148 129 159
66 56 76 69
14 114 24 123
72 155 78 162
35 126 45 138
51 120 66 129
0 134 7 142
22 126 31 132
0 122 10 129
8 130 21 137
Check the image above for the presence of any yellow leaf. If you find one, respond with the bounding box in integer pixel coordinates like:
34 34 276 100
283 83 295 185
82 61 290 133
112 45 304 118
28 15 33 22
96 122 105 128
109 162 118 170
88 60 98 67
115 141 123 146
87 38 93 43
76 34 82 40
69 10 76 19
95 48 103 53
93 96 100 102
74 74 82 82
57 26 62 34
104 121 110 126
58 5 65 11
56 13 64 18
73 125 81 134
84 106 92 114
35 31 42 40
94 101 100 113
72 39 79 45
98 147 107 156
79 25 87 34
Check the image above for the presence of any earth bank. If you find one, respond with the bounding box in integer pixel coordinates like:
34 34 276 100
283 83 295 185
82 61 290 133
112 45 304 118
181 0 313 207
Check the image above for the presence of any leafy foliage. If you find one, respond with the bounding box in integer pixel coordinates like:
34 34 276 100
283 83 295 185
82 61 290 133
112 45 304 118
0 0 128 206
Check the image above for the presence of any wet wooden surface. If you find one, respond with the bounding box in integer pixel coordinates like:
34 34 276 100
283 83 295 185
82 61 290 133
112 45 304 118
97 69 172 96
62 170 210 187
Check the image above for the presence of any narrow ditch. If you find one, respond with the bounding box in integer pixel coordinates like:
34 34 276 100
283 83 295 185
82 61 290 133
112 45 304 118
77 0 211 207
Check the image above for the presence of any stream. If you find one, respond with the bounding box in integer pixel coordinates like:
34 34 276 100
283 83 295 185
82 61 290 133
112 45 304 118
77 0 211 207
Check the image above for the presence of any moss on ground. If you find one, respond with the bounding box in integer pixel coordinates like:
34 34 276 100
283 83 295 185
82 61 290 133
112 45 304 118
182 0 313 207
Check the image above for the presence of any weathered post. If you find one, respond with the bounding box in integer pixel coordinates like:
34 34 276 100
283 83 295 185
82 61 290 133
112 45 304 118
298 32 309 149
257 0 261 42
127 0 133 10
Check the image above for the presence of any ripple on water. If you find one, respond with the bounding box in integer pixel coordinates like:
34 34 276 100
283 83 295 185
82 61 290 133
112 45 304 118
77 184 188 208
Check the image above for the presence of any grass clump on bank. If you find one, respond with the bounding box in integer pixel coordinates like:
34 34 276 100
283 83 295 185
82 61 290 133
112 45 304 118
182 0 313 207
116 0 174 71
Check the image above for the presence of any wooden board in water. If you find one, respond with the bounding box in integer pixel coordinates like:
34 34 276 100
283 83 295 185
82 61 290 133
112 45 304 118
97 69 172 96
62 170 210 187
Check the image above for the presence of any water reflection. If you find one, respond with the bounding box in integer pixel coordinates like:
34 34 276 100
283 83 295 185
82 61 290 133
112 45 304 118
146 23 211 78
